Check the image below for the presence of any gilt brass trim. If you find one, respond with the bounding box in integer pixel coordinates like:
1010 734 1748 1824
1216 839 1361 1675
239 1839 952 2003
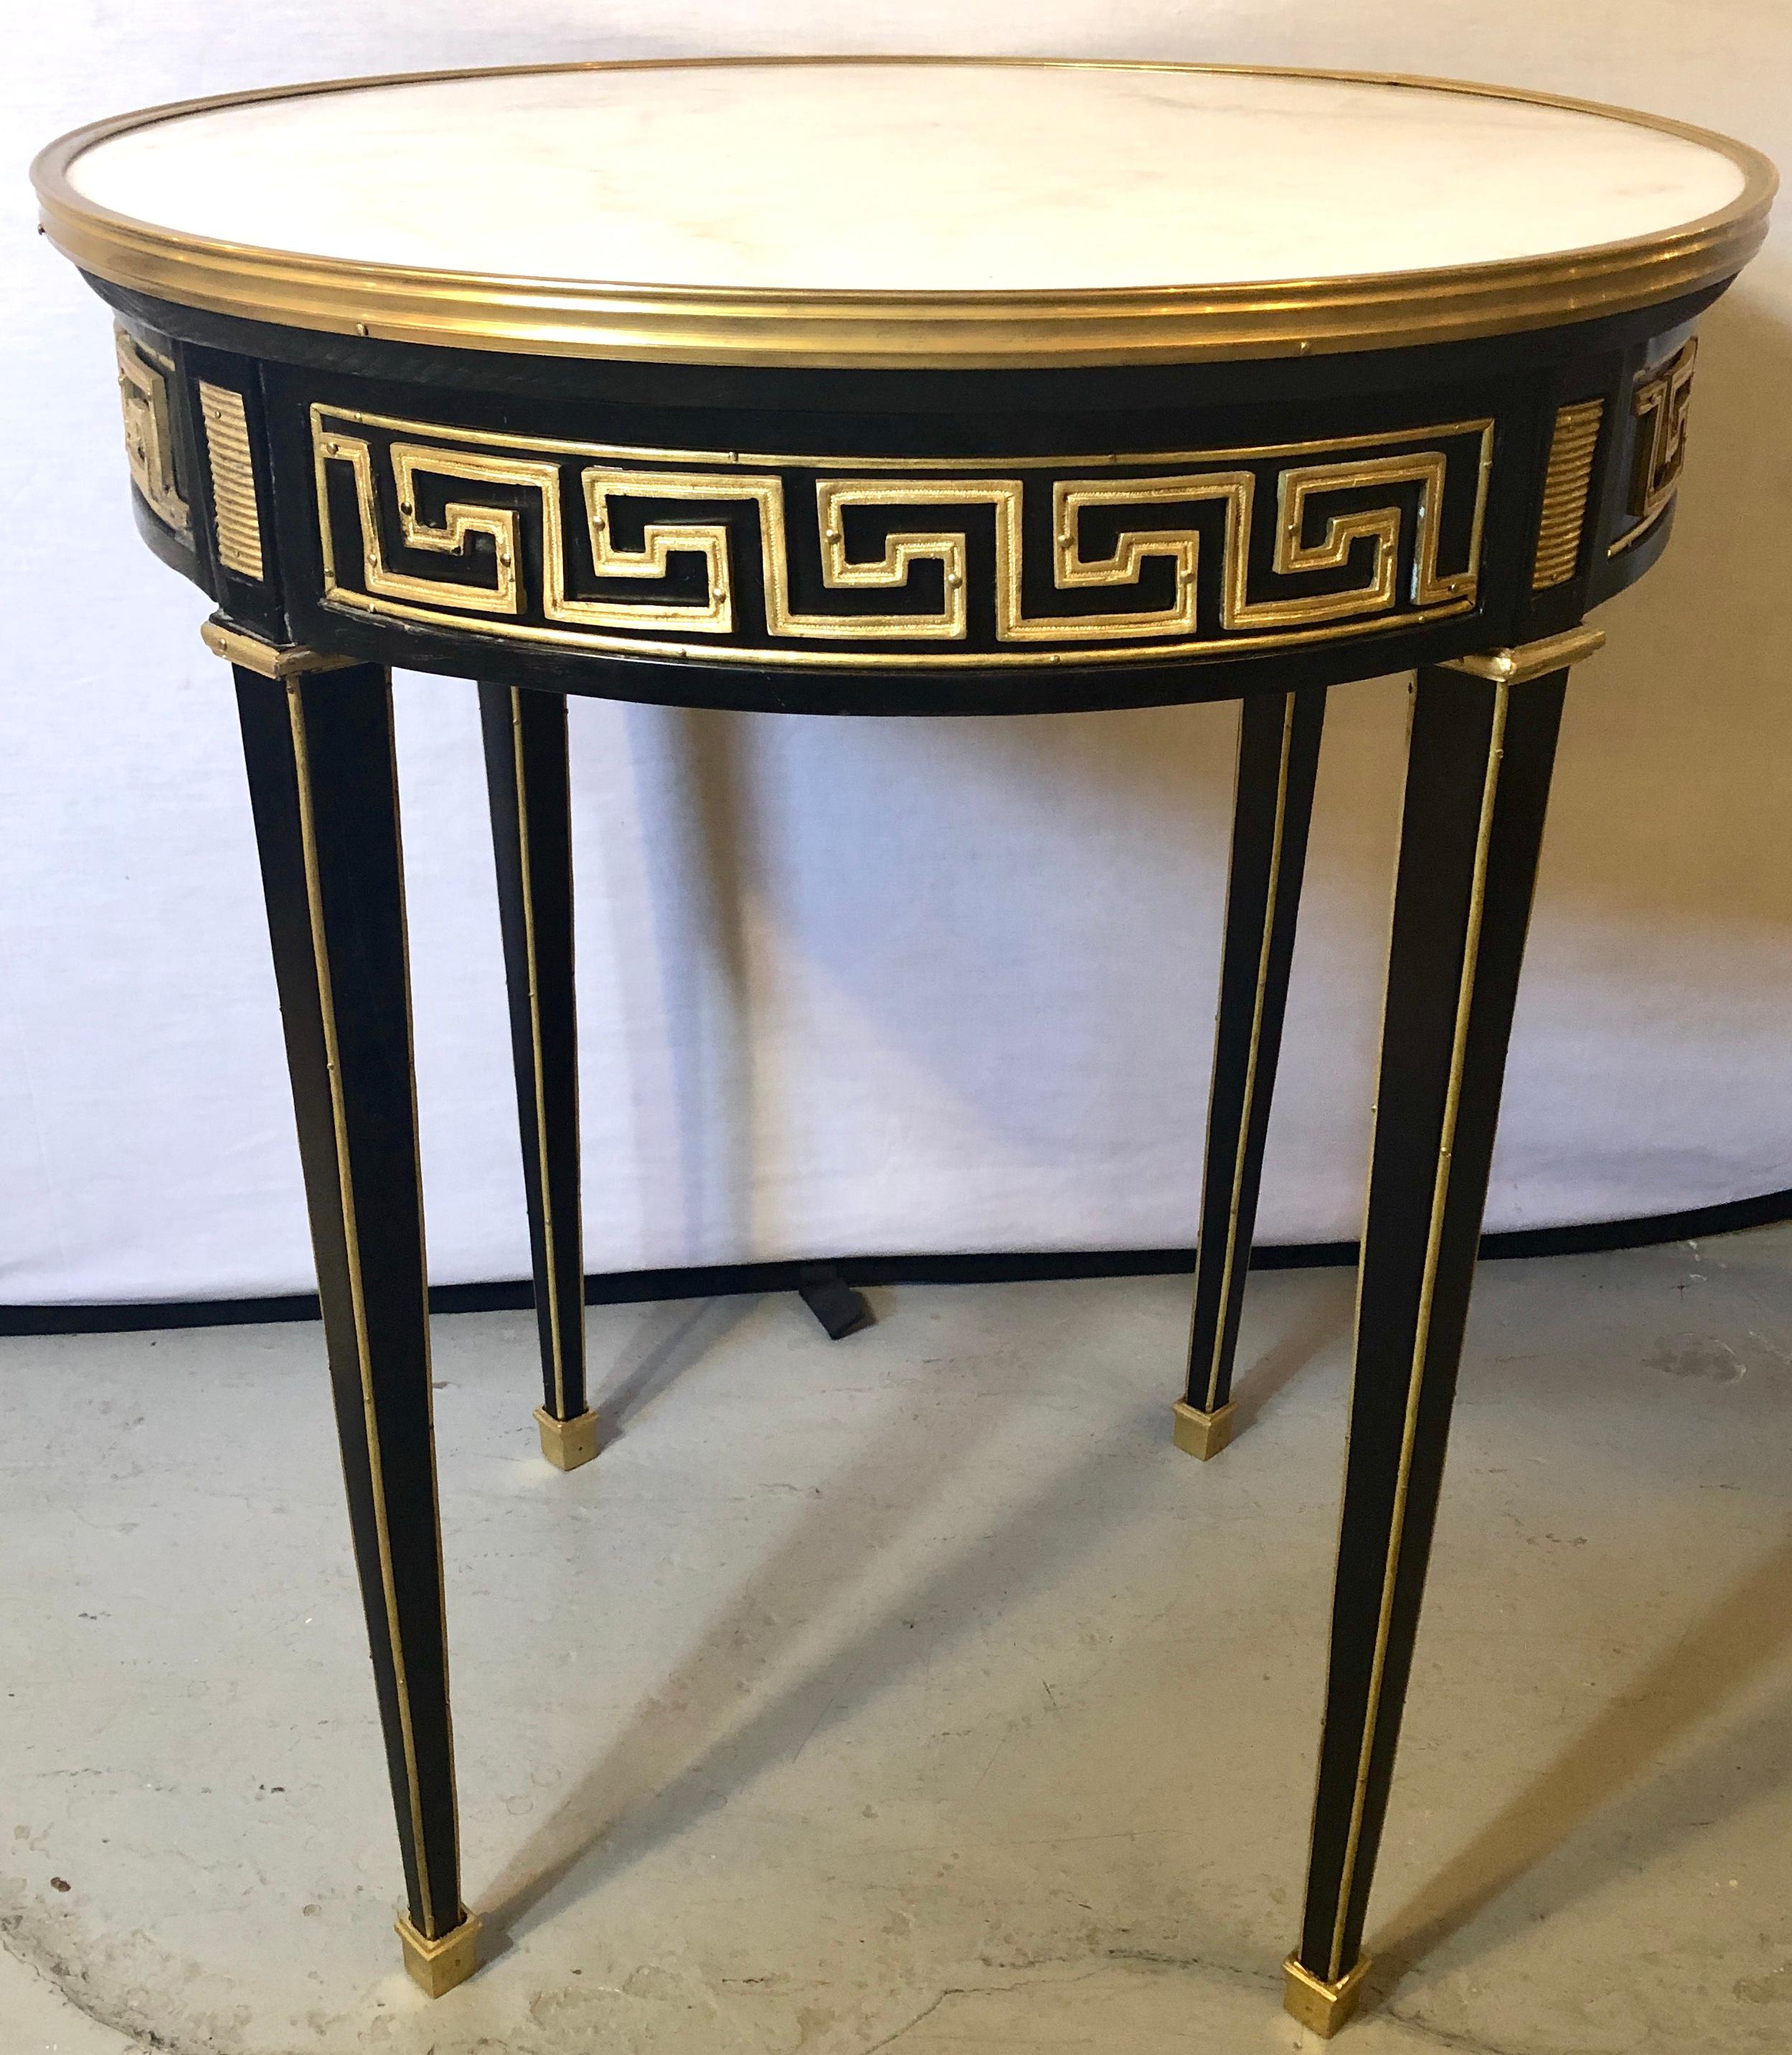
114 327 189 534
197 380 266 579
384 688 466 1922
534 1406 600 1471
1171 1399 1237 1461
199 616 359 677
1608 337 1698 557
396 1911 481 1998
509 688 587 1423
1530 399 1603 589
1283 1952 1372 2038
1197 693 1298 1414
311 403 1492 668
1440 624 1605 684
36 60 1775 370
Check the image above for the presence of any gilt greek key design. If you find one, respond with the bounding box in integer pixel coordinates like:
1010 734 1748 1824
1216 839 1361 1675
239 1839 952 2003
312 405 1493 668
115 328 189 536
1530 399 1603 590
1610 338 1696 557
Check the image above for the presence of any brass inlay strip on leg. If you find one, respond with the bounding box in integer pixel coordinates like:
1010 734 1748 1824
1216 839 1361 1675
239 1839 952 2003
287 680 438 1940
384 687 466 1937
511 687 567 1423
1199 693 1298 1413
1297 681 1415 1975
1529 399 1603 590
1324 679 1511 1982
197 379 266 580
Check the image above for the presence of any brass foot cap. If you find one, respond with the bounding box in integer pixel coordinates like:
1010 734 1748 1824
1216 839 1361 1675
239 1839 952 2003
534 1406 600 1471
1283 1953 1372 2038
397 1911 481 1998
1172 1399 1237 1461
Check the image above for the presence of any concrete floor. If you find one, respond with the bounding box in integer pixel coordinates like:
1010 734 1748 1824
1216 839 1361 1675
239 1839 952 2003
5 1226 1792 2055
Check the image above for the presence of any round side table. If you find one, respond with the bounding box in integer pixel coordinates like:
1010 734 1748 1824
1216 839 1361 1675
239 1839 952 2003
33 57 1774 2036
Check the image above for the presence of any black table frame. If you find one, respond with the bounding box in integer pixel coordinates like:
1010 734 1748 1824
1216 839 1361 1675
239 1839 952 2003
88 272 1717 2028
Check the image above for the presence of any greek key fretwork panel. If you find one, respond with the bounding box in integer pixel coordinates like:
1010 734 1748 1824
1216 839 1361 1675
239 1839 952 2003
115 327 189 537
311 405 1494 668
1609 337 1696 559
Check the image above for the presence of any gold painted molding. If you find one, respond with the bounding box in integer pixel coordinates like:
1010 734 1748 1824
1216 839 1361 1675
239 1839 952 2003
34 60 1776 370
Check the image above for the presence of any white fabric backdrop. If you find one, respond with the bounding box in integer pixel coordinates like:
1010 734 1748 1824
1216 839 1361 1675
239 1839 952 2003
4 3 1790 1305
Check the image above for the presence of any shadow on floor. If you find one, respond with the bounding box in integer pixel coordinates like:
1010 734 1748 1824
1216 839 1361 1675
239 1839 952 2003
1373 1525 1792 1991
1230 1275 1352 1435
476 1287 1293 1942
590 1293 761 1442
484 1275 1339 1948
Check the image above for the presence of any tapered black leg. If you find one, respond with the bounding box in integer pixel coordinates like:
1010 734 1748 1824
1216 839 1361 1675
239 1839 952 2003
236 661 478 1998
1176 686 1326 1460
479 682 597 1472
1285 658 1570 2036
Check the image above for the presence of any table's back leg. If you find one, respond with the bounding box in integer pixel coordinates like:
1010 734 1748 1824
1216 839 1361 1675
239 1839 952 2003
1175 686 1326 1460
478 683 598 1472
236 661 481 1998
1284 658 1569 2036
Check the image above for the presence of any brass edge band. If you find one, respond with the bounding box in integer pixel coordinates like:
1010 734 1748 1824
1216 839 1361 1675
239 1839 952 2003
200 616 360 676
34 60 1776 369
1440 624 1605 684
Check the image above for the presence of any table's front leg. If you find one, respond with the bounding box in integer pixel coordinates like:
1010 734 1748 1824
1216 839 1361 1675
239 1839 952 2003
235 653 480 1998
1286 633 1595 2036
1176 685 1326 1459
478 682 597 1471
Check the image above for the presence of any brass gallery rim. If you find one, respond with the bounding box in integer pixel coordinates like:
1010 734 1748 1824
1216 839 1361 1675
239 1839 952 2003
33 57 1776 370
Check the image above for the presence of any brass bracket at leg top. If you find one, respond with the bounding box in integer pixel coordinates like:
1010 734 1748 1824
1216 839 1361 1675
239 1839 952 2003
1283 1953 1372 2038
199 614 362 679
1439 623 1605 685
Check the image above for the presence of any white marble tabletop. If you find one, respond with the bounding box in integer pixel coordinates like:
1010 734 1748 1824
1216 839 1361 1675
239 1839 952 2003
63 62 1751 295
